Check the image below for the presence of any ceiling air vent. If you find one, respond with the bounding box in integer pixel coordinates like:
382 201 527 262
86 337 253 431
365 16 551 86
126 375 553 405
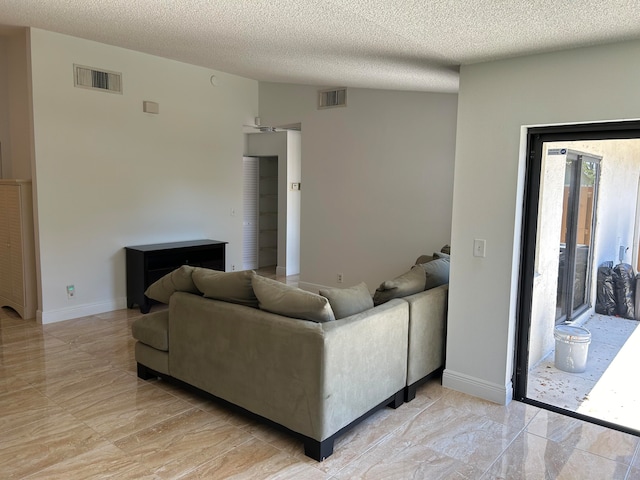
318 88 346 109
74 64 122 94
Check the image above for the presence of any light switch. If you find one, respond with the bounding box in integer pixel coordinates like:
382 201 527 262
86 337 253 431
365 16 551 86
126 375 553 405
473 238 486 258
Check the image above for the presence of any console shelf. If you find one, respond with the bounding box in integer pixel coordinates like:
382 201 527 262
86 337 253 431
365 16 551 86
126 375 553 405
125 239 227 313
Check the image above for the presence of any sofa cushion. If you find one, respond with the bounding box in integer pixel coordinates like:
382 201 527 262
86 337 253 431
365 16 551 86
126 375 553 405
415 254 434 265
421 257 450 290
131 310 169 351
144 265 200 304
319 282 373 320
433 251 450 261
192 268 259 308
373 265 426 306
252 275 336 323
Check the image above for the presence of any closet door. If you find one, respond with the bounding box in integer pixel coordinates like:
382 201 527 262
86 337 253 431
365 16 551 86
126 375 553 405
0 184 15 302
0 180 35 319
242 157 259 270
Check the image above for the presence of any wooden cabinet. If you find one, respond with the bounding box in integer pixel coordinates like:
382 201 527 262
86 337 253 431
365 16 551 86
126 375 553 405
125 239 227 313
0 180 36 320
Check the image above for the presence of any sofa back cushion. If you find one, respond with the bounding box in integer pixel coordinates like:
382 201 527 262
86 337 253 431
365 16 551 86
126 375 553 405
319 282 373 319
373 265 426 305
144 265 200 304
420 257 450 290
192 268 259 308
252 275 336 323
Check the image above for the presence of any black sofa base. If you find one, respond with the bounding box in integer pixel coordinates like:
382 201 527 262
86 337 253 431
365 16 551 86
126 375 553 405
137 362 404 461
404 367 444 402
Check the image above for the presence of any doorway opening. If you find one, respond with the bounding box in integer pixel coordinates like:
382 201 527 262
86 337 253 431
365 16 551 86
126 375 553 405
515 120 640 436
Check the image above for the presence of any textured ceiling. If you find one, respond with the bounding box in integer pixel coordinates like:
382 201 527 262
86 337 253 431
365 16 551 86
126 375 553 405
2 0 640 92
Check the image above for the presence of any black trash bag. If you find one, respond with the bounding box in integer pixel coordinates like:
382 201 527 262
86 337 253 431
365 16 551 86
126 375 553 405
595 263 616 315
613 263 636 319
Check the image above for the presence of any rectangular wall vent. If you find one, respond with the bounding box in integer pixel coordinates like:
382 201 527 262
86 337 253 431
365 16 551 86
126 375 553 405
74 64 122 94
318 88 347 109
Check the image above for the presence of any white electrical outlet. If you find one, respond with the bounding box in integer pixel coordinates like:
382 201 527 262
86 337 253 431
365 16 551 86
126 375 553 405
337 273 344 283
66 285 75 298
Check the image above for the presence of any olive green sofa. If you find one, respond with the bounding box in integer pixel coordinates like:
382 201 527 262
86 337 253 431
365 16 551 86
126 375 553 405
131 269 409 461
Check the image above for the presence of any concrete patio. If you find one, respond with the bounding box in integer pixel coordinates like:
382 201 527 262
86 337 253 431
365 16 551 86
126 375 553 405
527 313 640 432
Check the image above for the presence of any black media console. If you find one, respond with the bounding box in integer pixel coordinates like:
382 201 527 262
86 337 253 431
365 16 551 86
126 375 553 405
125 239 227 313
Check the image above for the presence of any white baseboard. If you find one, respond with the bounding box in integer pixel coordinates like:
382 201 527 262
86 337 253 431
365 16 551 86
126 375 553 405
442 369 513 405
39 297 128 324
276 265 287 277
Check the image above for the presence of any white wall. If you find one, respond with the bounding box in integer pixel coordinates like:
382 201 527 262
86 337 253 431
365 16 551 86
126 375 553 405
447 39 640 404
29 29 258 323
245 130 302 275
259 83 457 292
285 130 301 275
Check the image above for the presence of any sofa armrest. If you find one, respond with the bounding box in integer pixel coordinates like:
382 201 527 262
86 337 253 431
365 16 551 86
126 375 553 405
403 284 448 387
320 298 408 439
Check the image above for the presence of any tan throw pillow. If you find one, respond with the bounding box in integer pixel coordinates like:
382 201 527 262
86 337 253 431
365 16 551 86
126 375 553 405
192 269 259 308
252 275 336 323
373 265 426 306
319 282 373 320
144 265 199 304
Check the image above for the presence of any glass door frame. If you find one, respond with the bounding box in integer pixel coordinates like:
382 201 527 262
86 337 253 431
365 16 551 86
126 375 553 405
513 120 640 435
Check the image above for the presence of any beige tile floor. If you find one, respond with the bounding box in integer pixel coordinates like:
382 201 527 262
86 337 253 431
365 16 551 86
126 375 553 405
2 302 640 478
528 314 640 432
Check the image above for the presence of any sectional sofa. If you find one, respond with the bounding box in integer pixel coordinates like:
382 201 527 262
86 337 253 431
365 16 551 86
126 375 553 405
131 255 448 461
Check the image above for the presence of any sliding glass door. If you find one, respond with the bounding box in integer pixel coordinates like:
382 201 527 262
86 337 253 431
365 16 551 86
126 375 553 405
556 151 600 324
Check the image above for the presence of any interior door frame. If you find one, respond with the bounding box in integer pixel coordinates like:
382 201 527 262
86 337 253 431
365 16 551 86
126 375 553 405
513 119 640 434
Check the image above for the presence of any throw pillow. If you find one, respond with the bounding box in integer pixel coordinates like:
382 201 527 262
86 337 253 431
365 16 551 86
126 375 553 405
415 254 434 265
192 268 259 308
421 257 450 290
433 251 450 261
252 275 336 323
144 265 199 304
319 282 373 320
373 265 426 305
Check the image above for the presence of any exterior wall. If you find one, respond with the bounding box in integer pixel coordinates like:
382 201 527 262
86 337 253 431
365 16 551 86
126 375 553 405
529 147 566 368
529 140 640 369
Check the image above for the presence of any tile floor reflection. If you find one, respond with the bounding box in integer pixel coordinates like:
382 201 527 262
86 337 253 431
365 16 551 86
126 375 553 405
1 304 639 479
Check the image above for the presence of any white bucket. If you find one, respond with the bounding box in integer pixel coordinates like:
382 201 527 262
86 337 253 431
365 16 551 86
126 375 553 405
554 325 591 373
